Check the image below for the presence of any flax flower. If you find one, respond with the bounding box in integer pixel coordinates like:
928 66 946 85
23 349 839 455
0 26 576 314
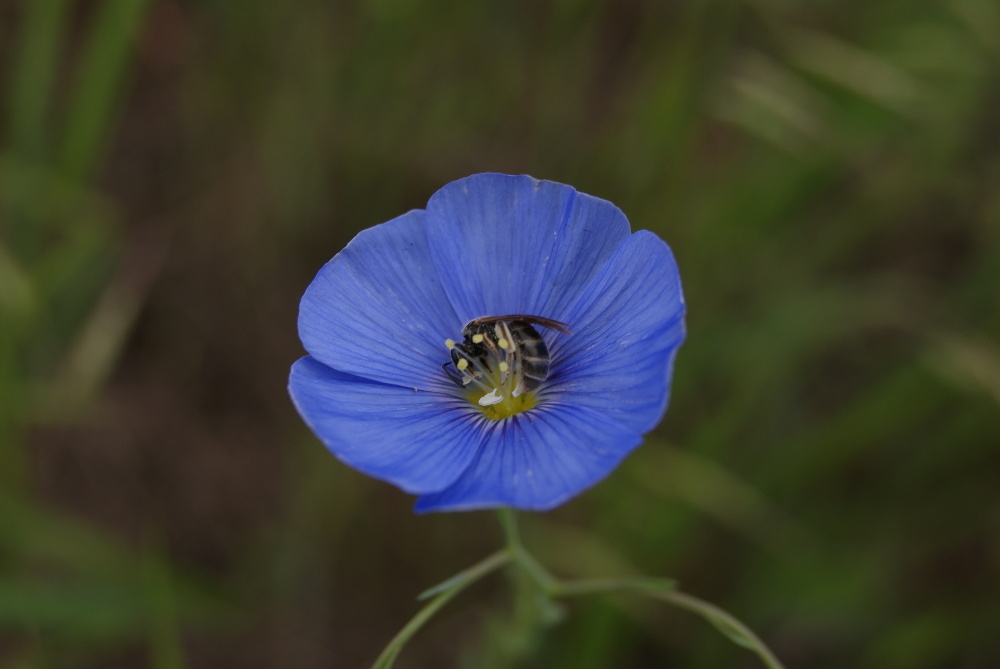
289 174 685 512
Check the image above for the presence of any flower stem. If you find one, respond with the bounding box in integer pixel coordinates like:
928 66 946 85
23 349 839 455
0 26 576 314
371 549 510 669
496 508 558 593
470 509 563 668
496 507 521 551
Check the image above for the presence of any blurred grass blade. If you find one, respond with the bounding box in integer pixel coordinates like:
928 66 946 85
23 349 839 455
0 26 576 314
950 0 1000 54
715 51 829 155
5 0 71 162
785 28 924 117
0 493 229 642
0 320 26 492
928 333 1000 407
0 578 145 638
0 239 35 316
43 230 168 418
636 443 818 559
142 545 188 669
58 0 153 181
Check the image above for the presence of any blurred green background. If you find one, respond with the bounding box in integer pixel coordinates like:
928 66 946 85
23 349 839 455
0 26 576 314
2 0 1000 667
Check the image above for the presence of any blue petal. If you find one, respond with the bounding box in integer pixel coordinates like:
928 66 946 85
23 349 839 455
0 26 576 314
414 403 642 512
289 356 483 494
298 210 460 390
425 174 631 324
545 231 686 434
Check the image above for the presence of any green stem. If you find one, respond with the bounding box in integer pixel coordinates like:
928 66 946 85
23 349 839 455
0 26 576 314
496 507 522 551
371 549 510 669
496 508 558 593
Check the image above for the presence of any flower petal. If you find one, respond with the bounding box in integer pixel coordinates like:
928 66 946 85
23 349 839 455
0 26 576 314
546 230 686 434
298 210 460 390
425 173 631 324
414 403 641 512
289 356 482 494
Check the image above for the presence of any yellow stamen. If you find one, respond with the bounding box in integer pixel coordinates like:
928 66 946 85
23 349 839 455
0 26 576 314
444 326 541 421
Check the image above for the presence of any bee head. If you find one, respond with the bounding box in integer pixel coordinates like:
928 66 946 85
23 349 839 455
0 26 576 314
459 324 491 359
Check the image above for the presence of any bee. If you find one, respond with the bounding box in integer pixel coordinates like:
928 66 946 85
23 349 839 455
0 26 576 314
444 315 572 393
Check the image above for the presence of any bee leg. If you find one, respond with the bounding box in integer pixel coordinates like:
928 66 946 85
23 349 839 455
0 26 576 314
441 361 465 387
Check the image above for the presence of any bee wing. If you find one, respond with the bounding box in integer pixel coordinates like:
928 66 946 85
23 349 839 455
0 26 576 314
467 314 573 335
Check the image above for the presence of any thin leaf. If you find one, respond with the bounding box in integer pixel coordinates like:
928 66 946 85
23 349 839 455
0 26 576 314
651 590 786 669
374 550 510 669
555 576 678 598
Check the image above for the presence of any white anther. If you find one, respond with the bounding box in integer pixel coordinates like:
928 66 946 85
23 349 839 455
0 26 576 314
497 338 509 350
478 389 503 406
445 339 455 350
457 359 469 371
472 334 484 344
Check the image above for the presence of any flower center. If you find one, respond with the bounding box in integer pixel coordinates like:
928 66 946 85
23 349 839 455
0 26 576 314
443 319 550 421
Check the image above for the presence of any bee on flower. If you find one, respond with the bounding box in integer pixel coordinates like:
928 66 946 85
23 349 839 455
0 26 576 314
289 173 685 512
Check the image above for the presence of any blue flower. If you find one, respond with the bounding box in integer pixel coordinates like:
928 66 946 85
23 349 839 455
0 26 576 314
289 174 685 512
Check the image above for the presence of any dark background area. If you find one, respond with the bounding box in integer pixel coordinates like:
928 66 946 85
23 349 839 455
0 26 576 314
2 0 999 667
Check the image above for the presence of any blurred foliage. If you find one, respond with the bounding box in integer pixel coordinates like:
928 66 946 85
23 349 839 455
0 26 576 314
1 0 999 667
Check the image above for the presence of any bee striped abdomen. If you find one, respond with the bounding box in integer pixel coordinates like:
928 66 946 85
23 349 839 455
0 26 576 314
506 321 549 391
